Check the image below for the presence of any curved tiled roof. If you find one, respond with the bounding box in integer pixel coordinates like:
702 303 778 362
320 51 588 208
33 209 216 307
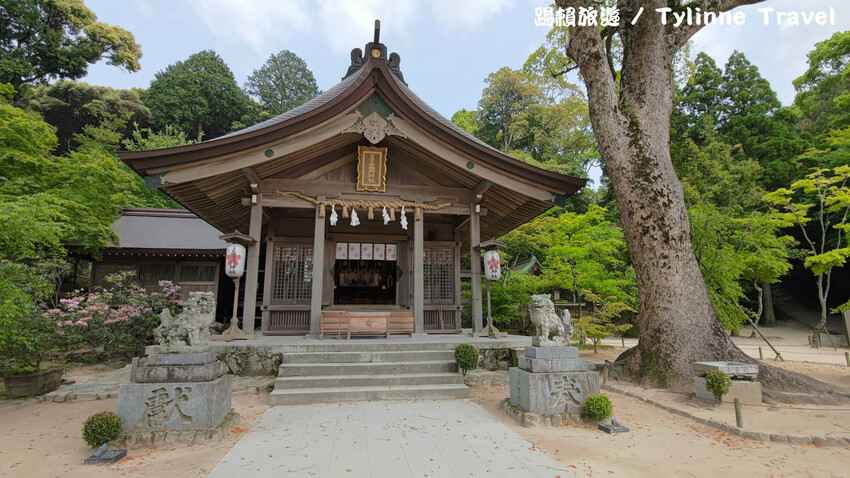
215 69 364 140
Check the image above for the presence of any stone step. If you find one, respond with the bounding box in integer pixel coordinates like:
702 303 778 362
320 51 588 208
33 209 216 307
281 352 371 364
275 372 464 389
280 350 455 364
278 360 459 377
371 350 455 362
268 384 470 405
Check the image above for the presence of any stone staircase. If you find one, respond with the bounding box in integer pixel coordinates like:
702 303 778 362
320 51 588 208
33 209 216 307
269 348 469 405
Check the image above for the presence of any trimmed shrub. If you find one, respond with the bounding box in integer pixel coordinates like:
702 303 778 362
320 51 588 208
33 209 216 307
454 344 479 376
583 393 613 421
704 370 732 404
82 411 123 447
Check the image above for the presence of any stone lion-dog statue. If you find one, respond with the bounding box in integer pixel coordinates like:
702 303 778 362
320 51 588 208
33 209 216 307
529 294 573 347
154 291 216 348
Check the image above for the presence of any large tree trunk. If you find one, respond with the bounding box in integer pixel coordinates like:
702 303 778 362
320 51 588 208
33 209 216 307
750 281 763 338
559 1 848 401
762 281 777 326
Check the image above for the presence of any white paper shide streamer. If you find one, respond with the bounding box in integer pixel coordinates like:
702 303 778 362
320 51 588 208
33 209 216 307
350 208 360 226
400 205 408 230
330 204 338 226
382 206 390 225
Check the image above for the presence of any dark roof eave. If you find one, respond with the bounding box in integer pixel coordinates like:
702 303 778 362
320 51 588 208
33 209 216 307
368 61 587 196
118 58 587 199
117 66 373 174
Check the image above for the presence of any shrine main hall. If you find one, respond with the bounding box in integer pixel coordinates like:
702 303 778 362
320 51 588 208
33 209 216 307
119 27 586 338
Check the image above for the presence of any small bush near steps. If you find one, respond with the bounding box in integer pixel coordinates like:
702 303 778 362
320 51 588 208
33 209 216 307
454 344 479 376
583 393 613 421
82 411 123 447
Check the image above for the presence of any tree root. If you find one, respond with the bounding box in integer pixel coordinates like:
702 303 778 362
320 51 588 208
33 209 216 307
612 344 850 405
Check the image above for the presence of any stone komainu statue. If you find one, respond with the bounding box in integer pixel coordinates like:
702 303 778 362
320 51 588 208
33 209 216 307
528 294 574 346
154 291 216 348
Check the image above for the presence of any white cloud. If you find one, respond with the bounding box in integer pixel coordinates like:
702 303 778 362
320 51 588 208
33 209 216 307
190 0 313 51
131 0 155 19
429 0 512 33
315 0 418 53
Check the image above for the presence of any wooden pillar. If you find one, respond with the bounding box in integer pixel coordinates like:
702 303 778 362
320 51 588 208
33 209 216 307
470 203 483 334
309 203 326 335
241 194 263 335
260 237 274 334
413 208 425 334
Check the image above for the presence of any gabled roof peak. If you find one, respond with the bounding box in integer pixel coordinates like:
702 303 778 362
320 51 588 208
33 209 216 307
344 19 406 85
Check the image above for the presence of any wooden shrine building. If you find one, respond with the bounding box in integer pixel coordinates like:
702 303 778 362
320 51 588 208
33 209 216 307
119 25 586 337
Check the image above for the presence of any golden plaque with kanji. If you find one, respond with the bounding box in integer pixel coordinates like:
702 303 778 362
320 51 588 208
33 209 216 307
356 146 387 192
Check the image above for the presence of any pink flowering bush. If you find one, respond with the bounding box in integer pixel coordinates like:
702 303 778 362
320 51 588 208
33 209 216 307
46 271 183 353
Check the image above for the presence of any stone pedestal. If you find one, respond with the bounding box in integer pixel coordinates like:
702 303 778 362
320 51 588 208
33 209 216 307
116 349 234 447
692 361 762 405
506 346 600 426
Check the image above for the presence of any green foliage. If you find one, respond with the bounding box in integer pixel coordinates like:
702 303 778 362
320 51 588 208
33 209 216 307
704 370 732 404
671 50 805 331
119 124 193 208
0 99 127 258
622 323 640 338
764 166 850 346
689 204 794 333
472 65 597 180
672 129 763 209
22 81 149 155
453 344 479 376
451 108 478 135
574 289 634 353
82 411 123 447
486 273 541 326
674 52 724 135
674 50 811 192
501 205 636 314
720 51 780 122
122 124 193 151
266 381 275 393
582 393 613 421
243 50 320 116
0 0 141 88
0 259 69 373
477 67 543 152
794 31 850 136
142 50 251 141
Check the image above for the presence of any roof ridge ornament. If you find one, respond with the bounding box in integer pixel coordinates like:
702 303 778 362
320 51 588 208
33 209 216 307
342 19 407 85
341 110 407 144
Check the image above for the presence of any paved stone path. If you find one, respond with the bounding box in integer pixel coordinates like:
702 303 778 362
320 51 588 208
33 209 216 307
207 400 573 478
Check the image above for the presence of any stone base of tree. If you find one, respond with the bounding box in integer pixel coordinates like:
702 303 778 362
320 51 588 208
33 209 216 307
692 361 762 405
694 376 763 405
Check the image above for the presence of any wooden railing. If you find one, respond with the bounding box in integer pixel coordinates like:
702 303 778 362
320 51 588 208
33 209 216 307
424 306 461 333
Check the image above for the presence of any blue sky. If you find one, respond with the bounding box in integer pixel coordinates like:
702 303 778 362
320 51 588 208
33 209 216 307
82 0 850 120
